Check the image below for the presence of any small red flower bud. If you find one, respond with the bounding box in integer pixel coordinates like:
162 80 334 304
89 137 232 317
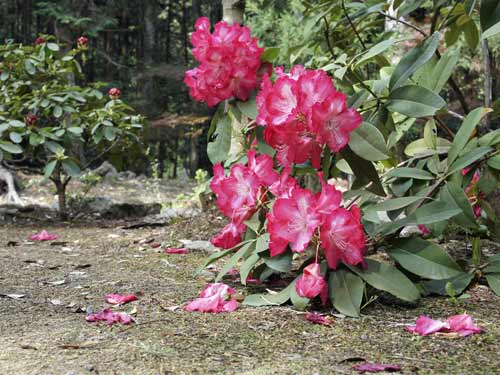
35 37 46 45
108 88 121 99
77 36 89 48
25 112 38 126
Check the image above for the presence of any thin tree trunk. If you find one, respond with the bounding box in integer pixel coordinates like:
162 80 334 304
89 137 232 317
479 39 492 135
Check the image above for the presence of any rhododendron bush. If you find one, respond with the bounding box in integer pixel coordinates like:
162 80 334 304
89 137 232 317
186 15 500 316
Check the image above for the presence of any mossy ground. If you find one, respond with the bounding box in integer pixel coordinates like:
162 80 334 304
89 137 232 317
0 215 499 375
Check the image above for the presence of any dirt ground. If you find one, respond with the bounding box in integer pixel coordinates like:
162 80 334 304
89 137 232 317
0 213 499 375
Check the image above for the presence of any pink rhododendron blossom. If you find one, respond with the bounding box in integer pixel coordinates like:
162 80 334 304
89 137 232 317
247 149 279 187
320 205 366 269
269 167 299 199
105 294 138 305
35 37 46 45
256 65 361 167
406 315 449 336
352 363 402 373
295 263 326 298
446 314 482 337
185 283 238 313
86 309 133 325
267 187 321 256
315 173 342 218
184 17 264 106
77 36 89 48
418 224 431 235
320 283 329 306
406 314 482 337
210 222 246 249
305 312 333 326
108 87 121 99
165 247 189 254
28 230 58 241
25 112 38 126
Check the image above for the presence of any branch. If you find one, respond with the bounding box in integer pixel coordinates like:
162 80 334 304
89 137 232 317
378 11 426 37
82 136 122 170
342 0 367 50
95 50 130 70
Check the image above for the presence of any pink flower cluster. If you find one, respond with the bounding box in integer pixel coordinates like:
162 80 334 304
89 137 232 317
86 309 133 325
210 150 278 249
184 17 264 107
257 66 362 168
406 314 482 337
185 283 238 313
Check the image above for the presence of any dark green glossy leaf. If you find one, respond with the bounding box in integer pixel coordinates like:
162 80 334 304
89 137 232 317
387 85 445 117
328 269 364 317
348 122 389 161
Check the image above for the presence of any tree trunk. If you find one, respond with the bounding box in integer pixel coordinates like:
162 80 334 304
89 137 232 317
56 181 68 221
222 0 244 24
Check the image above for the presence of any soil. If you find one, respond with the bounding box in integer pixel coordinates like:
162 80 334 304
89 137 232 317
0 211 499 375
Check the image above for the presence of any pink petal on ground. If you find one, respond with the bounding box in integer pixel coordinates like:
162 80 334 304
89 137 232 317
86 309 133 325
165 247 189 254
185 283 238 313
28 230 59 241
105 294 138 305
352 363 402 373
446 314 482 337
406 315 450 336
305 312 333 326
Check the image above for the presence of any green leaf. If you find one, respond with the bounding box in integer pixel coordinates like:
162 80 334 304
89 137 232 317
464 20 479 49
448 107 492 165
67 127 83 136
9 132 22 144
340 146 385 196
355 39 402 67
44 160 57 179
429 49 460 93
388 238 463 280
484 262 500 273
424 119 437 149
385 167 435 180
347 259 420 302
487 154 500 170
45 141 64 154
261 47 280 62
482 21 500 39
256 234 270 253
365 196 425 212
423 273 474 295
61 159 81 177
448 146 492 175
215 241 254 282
196 248 235 274
405 137 452 157
9 120 25 128
440 182 478 228
264 252 292 273
236 93 258 120
386 85 445 117
0 141 23 154
24 59 36 75
480 0 500 31
207 111 232 164
240 253 260 285
328 269 364 317
243 283 292 306
389 32 441 90
485 273 500 295
289 278 309 310
53 106 63 118
348 122 389 161
47 42 60 51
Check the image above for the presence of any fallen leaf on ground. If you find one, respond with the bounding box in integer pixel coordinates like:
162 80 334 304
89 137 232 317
28 230 59 241
46 280 66 286
305 312 333 326
105 293 138 305
85 309 133 325
49 299 62 305
352 363 402 373
0 293 25 300
165 247 189 254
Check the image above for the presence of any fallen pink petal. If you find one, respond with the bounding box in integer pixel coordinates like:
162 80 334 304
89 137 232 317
165 247 189 254
105 294 138 305
185 283 238 313
85 309 133 325
28 230 59 241
352 363 402 373
305 312 333 326
407 313 482 337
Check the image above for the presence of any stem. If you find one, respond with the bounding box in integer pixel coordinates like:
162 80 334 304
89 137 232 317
342 0 366 50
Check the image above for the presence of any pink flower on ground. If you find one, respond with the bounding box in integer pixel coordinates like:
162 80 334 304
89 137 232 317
406 315 449 336
295 263 326 299
406 313 482 336
108 87 121 99
446 314 482 337
304 312 333 326
185 283 238 313
266 187 321 256
28 230 59 241
86 309 133 325
352 363 402 373
320 205 366 269
105 294 138 305
165 247 189 254
184 17 264 106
